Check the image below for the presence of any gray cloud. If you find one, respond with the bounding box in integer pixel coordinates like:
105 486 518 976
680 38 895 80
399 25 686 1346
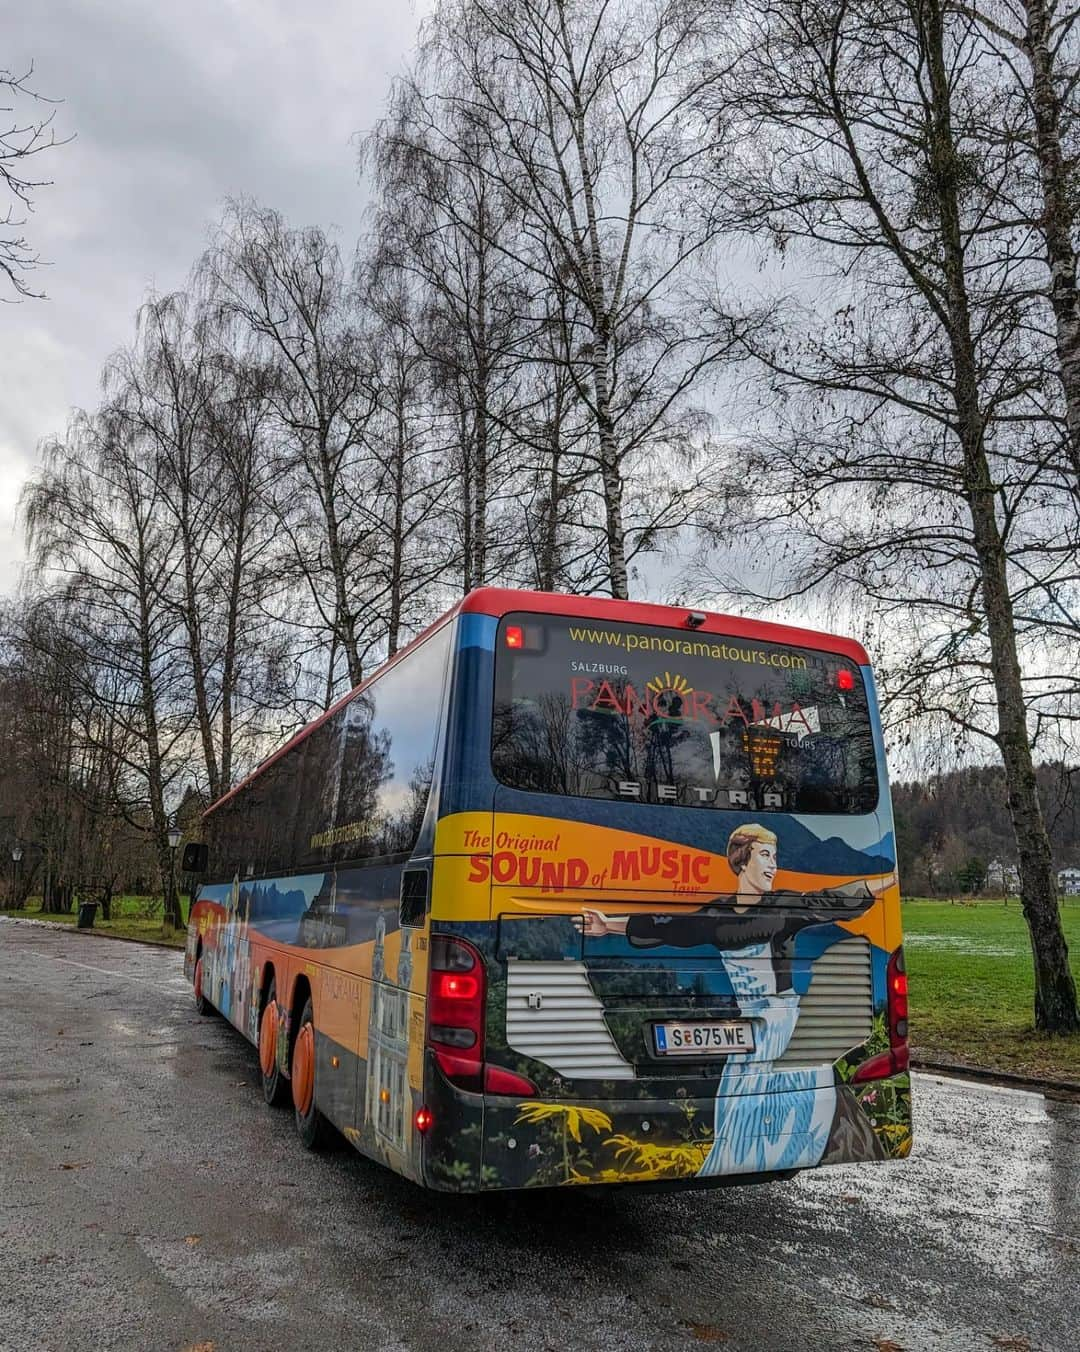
1 0 426 593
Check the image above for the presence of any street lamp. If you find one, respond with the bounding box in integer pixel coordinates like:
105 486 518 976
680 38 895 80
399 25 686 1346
166 827 182 928
10 845 23 908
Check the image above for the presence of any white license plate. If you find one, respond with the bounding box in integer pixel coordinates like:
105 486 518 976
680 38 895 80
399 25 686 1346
653 1020 755 1056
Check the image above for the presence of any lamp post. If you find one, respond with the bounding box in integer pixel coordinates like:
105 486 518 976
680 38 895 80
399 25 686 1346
167 826 181 929
11 844 23 908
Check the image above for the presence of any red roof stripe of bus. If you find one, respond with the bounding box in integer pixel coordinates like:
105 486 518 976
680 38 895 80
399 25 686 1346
204 587 870 822
459 587 872 665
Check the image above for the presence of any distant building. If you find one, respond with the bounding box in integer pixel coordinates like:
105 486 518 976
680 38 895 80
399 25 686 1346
1058 867 1080 896
987 859 1020 893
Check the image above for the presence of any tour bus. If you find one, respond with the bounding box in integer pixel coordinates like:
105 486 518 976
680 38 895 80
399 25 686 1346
184 588 911 1191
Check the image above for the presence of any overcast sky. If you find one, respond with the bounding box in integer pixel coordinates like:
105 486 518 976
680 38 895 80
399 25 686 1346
1 0 427 596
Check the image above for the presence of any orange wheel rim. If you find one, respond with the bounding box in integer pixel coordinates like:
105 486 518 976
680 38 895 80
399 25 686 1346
194 959 203 1004
292 1022 315 1116
259 1000 278 1076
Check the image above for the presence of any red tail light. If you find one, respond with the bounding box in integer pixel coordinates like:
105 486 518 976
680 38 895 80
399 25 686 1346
853 946 910 1082
434 972 478 1000
426 934 536 1097
483 1064 538 1096
427 935 485 1091
414 1106 433 1133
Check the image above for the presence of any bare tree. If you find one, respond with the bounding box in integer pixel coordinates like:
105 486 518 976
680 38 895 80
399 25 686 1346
368 86 530 593
1 64 70 299
203 202 380 691
112 293 224 796
111 290 289 798
361 264 458 652
705 0 1078 1031
22 410 192 928
421 0 746 597
958 1 1080 484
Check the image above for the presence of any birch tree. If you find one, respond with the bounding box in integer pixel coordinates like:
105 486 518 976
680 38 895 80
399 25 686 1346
204 203 380 691
368 88 529 592
708 0 1079 1031
22 411 192 927
422 0 746 598
960 1 1080 485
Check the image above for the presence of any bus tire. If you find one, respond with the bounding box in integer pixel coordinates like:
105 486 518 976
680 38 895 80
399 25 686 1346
193 954 215 1017
259 977 289 1107
292 996 329 1151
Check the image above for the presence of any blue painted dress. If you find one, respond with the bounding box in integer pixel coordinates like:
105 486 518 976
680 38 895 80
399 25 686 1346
697 941 834 1176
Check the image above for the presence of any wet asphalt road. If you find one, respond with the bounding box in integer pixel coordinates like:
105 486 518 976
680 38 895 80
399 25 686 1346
1 919 1077 1352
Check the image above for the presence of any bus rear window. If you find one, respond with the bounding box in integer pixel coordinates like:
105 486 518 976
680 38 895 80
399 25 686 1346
492 614 878 815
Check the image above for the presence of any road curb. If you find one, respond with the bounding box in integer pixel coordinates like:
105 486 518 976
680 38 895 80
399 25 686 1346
912 1055 1080 1097
0 914 184 952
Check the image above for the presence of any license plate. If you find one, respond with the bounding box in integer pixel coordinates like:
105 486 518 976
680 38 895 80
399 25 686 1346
653 1020 755 1056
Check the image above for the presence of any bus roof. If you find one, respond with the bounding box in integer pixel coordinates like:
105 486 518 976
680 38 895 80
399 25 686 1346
460 587 871 665
203 587 870 821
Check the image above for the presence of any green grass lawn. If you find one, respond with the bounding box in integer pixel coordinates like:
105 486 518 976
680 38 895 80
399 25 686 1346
904 898 1080 1081
0 894 190 949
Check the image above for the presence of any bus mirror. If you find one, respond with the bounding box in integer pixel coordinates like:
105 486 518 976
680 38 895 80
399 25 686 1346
181 842 208 874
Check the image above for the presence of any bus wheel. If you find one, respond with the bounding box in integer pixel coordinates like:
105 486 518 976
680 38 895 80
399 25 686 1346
259 979 289 1107
292 997 329 1150
193 956 214 1017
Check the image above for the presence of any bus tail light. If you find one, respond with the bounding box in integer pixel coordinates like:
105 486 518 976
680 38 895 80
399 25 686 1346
483 1065 537 1096
426 935 537 1097
853 946 910 1083
427 935 485 1091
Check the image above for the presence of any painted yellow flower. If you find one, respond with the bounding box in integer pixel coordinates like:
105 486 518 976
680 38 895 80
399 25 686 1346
514 1101 613 1141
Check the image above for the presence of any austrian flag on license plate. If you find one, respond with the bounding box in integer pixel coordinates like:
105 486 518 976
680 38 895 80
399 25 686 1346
654 1020 755 1056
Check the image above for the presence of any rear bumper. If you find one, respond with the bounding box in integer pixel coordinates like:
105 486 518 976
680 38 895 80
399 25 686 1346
420 1066 911 1192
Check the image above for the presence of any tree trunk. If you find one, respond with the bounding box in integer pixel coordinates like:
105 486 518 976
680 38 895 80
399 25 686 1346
459 395 474 593
922 0 1078 1031
179 503 221 800
219 525 243 793
591 339 629 599
318 442 363 688
968 481 1078 1030
136 549 183 931
471 260 490 589
1021 0 1080 484
538 427 562 591
219 470 253 791
388 379 406 656
323 630 339 712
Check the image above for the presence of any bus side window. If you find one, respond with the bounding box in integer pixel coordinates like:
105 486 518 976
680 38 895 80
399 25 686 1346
399 868 430 928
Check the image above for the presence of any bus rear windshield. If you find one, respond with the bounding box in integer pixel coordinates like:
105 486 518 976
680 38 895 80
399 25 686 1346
492 614 878 815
